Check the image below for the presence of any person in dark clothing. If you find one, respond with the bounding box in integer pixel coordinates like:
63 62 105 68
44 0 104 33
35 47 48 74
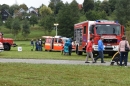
39 39 43 51
68 39 72 55
35 39 39 51
30 39 34 51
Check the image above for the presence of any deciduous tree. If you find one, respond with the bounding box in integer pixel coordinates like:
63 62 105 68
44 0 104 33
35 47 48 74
83 0 94 13
29 14 38 26
12 18 21 39
19 4 28 11
39 6 53 17
57 1 80 37
115 0 130 26
22 19 30 39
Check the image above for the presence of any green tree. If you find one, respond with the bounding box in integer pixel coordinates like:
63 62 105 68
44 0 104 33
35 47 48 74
115 0 130 26
39 15 55 35
0 14 2 26
48 2 55 11
94 0 102 11
48 0 64 15
109 0 117 13
19 4 28 11
39 5 53 17
83 0 94 13
4 17 12 30
86 10 107 20
100 0 110 15
22 20 30 39
54 1 64 14
50 0 61 6
0 5 2 10
1 4 9 10
57 2 80 37
29 14 38 26
44 15 55 34
12 18 21 39
9 4 19 15
70 0 80 23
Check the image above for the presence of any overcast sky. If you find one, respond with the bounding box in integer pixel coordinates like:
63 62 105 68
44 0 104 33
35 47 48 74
0 0 84 8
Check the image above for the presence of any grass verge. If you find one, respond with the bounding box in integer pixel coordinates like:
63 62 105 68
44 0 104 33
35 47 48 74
0 63 130 86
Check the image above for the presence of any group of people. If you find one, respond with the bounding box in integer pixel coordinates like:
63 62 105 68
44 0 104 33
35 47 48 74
85 35 129 67
31 39 43 51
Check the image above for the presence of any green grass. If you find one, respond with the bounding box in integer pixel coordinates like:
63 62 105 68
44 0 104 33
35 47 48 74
0 25 56 40
1 23 129 86
0 41 113 61
0 63 130 86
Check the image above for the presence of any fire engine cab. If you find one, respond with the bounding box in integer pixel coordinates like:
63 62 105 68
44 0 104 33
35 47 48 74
43 36 72 51
74 20 125 56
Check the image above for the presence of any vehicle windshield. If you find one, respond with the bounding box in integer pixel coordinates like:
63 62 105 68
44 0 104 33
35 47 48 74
95 24 121 35
61 38 69 43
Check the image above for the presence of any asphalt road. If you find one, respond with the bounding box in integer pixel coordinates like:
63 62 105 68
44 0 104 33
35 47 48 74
0 58 129 66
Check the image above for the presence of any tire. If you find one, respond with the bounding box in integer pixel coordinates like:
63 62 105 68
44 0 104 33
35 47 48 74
4 44 10 51
76 46 82 55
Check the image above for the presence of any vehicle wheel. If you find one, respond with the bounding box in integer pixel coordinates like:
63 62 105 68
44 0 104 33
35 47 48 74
4 44 10 51
76 46 82 55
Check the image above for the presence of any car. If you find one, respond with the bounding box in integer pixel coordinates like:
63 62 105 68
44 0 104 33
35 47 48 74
0 42 4 52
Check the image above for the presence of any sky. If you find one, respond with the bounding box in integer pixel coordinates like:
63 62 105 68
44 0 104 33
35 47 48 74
0 0 84 8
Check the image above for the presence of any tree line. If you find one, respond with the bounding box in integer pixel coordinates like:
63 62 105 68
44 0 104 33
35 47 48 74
0 0 130 39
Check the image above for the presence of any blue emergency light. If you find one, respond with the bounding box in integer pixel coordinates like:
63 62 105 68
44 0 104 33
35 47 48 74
96 20 118 24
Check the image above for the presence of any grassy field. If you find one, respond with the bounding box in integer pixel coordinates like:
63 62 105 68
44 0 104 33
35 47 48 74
0 63 130 86
0 32 129 86
0 25 56 40
0 41 114 62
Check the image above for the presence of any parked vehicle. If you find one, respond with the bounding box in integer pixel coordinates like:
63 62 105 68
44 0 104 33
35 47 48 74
0 32 16 51
0 42 4 52
74 20 125 56
42 36 75 51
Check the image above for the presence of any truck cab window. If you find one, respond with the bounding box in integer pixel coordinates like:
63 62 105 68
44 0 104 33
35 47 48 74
95 24 121 35
83 26 86 34
89 25 94 34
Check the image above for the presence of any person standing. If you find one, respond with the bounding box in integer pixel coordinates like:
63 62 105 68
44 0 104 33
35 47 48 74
118 35 130 67
68 39 72 56
85 37 95 63
39 39 43 51
94 37 105 63
35 39 39 51
30 39 34 51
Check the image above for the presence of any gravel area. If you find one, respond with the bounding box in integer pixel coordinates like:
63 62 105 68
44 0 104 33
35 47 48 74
0 58 128 66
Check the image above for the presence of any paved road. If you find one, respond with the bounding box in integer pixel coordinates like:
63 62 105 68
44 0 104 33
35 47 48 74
0 58 129 66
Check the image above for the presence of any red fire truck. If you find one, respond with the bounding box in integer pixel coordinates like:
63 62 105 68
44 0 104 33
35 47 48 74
0 32 16 51
74 20 125 56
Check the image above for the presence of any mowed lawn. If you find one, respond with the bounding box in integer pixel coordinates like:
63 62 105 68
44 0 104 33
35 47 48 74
0 41 123 61
0 41 130 86
0 63 130 86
